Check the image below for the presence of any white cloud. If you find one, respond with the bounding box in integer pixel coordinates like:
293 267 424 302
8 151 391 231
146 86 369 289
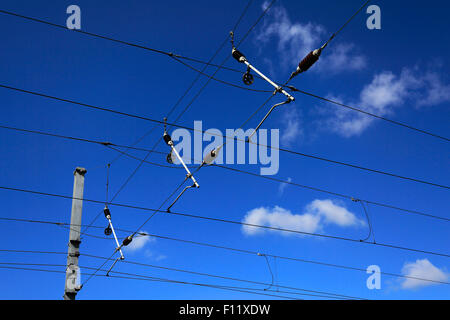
401 259 448 290
124 231 155 252
256 4 366 74
242 199 364 236
324 68 450 137
242 206 320 236
307 199 364 227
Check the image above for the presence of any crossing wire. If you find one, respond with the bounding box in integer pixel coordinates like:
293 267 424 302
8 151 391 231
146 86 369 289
0 85 448 190
0 8 270 94
0 258 363 299
0 265 303 300
0 123 447 222
0 186 448 258
80 0 279 287
105 143 450 224
0 241 448 286
1 3 448 142
80 1 263 237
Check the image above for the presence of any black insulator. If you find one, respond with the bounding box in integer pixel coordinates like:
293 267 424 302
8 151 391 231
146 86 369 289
297 50 320 73
242 72 254 85
104 225 112 236
166 152 173 164
232 48 246 63
103 207 111 219
122 235 133 246
163 132 172 145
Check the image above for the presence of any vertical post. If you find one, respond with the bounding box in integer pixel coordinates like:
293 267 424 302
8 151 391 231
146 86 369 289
63 167 87 300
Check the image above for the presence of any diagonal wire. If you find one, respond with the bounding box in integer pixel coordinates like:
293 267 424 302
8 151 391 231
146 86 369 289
0 123 448 222
0 186 449 258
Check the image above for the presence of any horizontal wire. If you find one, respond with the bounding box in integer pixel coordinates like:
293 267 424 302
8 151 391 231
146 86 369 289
171 56 272 93
0 84 448 190
107 144 450 223
119 232 450 286
1 6 447 142
0 186 448 258
77 253 362 300
0 261 356 299
1 123 446 222
1 212 448 286
0 10 262 79
289 87 450 142
0 265 302 300
1 241 448 286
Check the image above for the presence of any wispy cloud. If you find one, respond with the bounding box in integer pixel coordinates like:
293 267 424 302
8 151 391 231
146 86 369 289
315 43 367 75
400 259 448 290
124 231 155 252
280 107 302 147
256 3 366 74
323 67 450 137
242 199 364 236
278 177 292 195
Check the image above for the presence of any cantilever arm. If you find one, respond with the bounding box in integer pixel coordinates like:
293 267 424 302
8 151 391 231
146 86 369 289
244 61 294 101
248 99 293 142
167 184 196 213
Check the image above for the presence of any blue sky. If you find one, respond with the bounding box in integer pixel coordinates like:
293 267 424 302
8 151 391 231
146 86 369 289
0 0 449 299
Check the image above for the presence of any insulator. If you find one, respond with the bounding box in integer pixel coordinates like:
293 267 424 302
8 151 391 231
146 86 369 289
204 150 217 165
122 235 133 246
103 207 111 219
242 72 254 85
163 132 172 145
232 48 246 63
104 225 112 236
297 49 321 73
166 152 174 164
204 146 222 165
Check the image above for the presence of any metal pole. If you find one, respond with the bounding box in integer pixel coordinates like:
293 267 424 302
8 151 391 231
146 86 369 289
63 167 87 300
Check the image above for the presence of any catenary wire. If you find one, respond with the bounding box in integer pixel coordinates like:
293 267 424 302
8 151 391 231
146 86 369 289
0 123 447 222
1 84 447 190
81 1 276 286
0 244 448 286
2 2 447 142
0 260 363 299
0 265 304 300
0 186 448 258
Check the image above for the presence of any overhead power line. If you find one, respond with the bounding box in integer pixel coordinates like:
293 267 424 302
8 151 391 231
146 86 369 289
80 31 231 238
170 56 271 93
0 9 267 90
0 123 447 222
0 265 305 300
0 186 448 258
1 85 448 190
0 256 363 299
1 4 448 142
0 263 368 300
81 0 278 286
288 87 450 142
106 142 450 223
1 239 448 287
79 258 364 300
80 0 256 236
